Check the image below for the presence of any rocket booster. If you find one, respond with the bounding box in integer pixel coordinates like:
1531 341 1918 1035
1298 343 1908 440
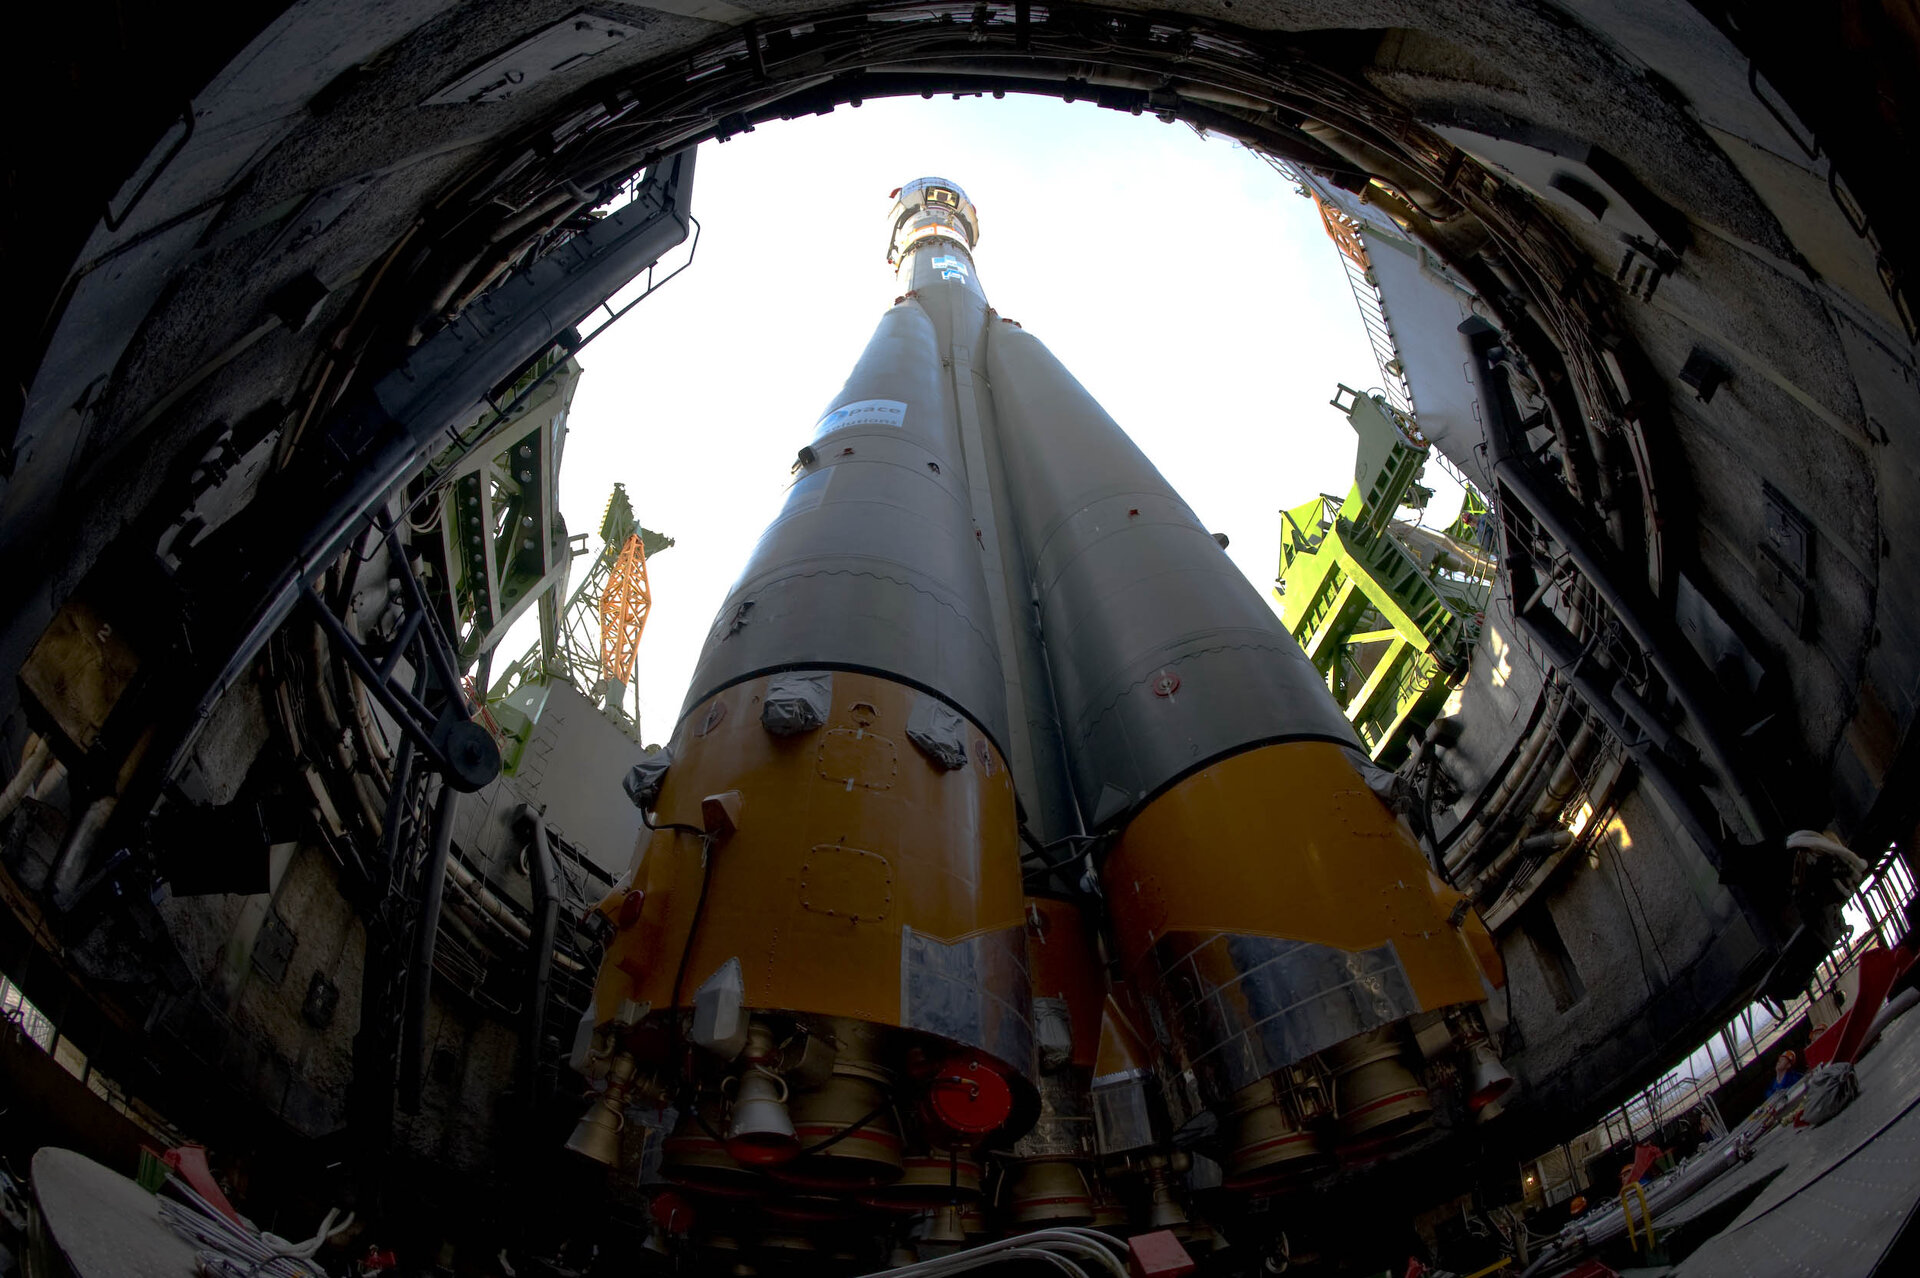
986 309 1493 1162
587 177 1498 1203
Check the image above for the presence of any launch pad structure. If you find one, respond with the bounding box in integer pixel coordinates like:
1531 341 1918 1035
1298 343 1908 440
5 3 1920 1275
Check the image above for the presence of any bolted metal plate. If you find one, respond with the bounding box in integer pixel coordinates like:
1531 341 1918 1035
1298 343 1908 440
251 909 297 985
816 729 898 791
422 11 644 106
901 924 1035 1083
302 970 339 1029
799 845 894 923
1757 549 1812 638
1761 481 1814 578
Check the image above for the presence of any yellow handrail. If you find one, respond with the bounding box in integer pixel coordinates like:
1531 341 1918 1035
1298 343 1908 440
1621 1180 1657 1252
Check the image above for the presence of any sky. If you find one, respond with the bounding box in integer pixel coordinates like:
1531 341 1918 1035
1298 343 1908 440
534 93 1384 743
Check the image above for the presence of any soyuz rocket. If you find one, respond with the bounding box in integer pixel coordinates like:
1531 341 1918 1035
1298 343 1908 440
581 179 1507 1246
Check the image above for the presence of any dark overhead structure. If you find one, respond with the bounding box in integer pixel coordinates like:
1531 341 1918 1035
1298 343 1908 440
3 2 1919 1276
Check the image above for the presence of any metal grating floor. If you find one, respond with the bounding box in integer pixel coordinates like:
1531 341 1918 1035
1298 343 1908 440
1669 1007 1920 1277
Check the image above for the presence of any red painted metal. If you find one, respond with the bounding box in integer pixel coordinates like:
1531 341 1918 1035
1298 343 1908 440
923 1054 1014 1135
161 1144 243 1225
1805 943 1917 1068
1128 1229 1196 1278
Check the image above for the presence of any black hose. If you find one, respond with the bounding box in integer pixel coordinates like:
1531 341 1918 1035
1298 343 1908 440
516 803 560 1111
1420 756 1447 884
399 783 459 1113
642 807 704 838
665 830 718 1098
794 1101 891 1157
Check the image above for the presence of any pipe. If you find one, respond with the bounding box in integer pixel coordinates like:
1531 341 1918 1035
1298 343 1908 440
1467 721 1597 898
1520 1132 1755 1277
350 675 393 770
308 619 386 835
350 771 386 840
858 1228 1126 1278
1469 323 1772 843
398 783 459 1113
412 190 577 336
1444 683 1568 874
32 760 67 802
446 855 530 941
1515 609 1763 888
1486 753 1630 929
1296 120 1466 224
1491 700 1577 837
47 795 117 910
1403 715 1464 852
1538 721 1599 818
444 853 584 972
440 198 589 321
1610 678 1689 762
434 891 498 960
379 736 417 887
1436 684 1555 857
0 735 53 825
516 803 561 1110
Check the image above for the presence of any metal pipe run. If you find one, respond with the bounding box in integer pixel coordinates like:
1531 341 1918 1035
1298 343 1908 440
1464 319 1774 845
1516 611 1747 879
1443 683 1570 876
399 783 460 1113
863 1228 1127 1278
442 853 584 972
516 803 561 1110
0 735 53 826
46 794 117 912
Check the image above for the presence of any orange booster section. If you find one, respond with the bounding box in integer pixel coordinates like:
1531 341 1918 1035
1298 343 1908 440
1104 741 1506 1180
597 670 1029 1069
576 668 1038 1208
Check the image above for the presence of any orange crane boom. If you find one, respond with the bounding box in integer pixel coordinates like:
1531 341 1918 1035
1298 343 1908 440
598 532 651 689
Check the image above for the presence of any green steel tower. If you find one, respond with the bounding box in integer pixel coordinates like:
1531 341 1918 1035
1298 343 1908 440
1278 386 1495 764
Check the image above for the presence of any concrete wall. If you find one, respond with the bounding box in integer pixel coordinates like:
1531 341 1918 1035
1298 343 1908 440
155 843 364 1139
1495 784 1767 1126
454 680 646 890
1429 600 1770 1131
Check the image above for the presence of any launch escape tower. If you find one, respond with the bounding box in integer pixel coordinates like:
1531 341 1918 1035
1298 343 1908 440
571 179 1515 1264
1278 386 1497 764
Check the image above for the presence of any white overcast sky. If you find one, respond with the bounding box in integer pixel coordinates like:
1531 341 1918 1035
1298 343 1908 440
535 94 1385 743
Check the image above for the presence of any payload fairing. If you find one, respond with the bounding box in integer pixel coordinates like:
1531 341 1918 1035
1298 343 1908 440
583 179 1506 1257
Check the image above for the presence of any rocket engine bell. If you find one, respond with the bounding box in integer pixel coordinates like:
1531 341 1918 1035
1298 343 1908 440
580 176 1507 1261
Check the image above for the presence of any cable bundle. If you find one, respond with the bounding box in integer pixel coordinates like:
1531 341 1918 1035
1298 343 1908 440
157 1174 351 1278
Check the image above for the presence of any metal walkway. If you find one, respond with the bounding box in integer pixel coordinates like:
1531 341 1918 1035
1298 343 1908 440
1668 1007 1920 1276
